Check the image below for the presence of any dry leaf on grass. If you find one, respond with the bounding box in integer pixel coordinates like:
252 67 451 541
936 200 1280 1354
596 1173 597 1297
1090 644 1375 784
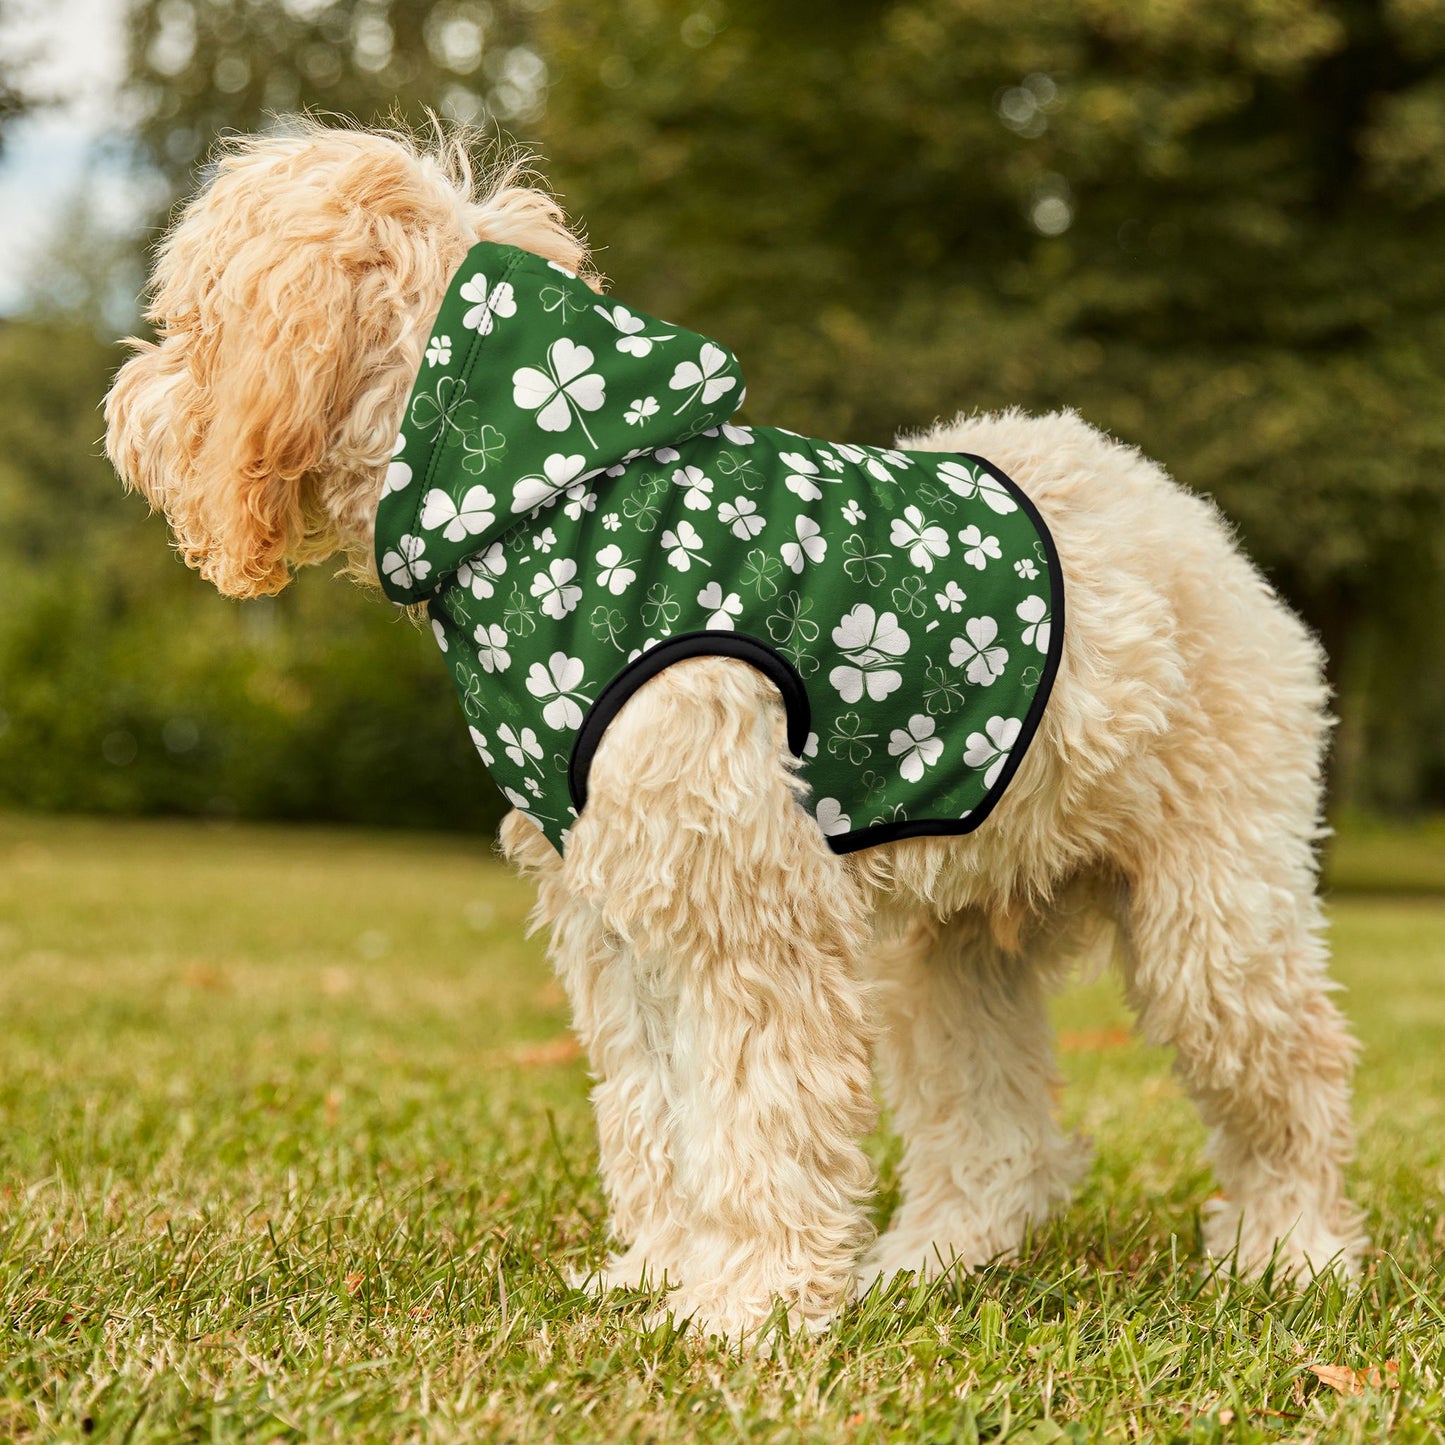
502 1037 584 1067
1309 1362 1399 1395
1057 1027 1133 1052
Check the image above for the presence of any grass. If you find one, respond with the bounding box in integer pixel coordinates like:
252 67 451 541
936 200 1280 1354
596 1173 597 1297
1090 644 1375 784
1 812 1443 1443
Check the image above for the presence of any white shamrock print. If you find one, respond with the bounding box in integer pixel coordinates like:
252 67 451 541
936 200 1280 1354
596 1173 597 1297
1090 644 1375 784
888 713 944 783
624 396 659 426
718 495 765 539
964 715 1022 789
497 723 544 770
1017 594 1052 652
815 797 852 837
781 451 831 502
669 341 737 412
458 541 507 599
697 581 743 630
1015 557 1040 580
383 433 412 496
672 465 714 511
595 544 638 595
512 453 589 515
459 272 517 335
935 580 967 613
420 483 496 542
602 512 621 531
936 460 1019 515
467 726 494 767
525 652 591 731
502 785 533 813
473 622 511 674
719 423 754 445
842 498 865 524
662 519 708 571
562 484 597 521
535 526 557 554
381 533 430 590
781 515 827 573
430 618 448 653
425 334 452 366
828 604 911 703
513 338 606 443
949 616 1009 686
890 506 950 573
531 557 583 619
957 524 1002 570
595 303 672 356
863 454 896 484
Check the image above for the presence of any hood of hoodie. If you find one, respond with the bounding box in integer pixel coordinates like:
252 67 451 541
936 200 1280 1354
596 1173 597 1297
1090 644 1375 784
375 241 745 605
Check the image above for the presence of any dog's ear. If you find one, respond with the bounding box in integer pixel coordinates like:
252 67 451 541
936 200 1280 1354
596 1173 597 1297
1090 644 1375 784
106 185 376 598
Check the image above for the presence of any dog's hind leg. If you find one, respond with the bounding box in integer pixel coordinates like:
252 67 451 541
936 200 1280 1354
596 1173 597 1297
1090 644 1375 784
860 907 1089 1289
1119 832 1364 1280
564 658 878 1342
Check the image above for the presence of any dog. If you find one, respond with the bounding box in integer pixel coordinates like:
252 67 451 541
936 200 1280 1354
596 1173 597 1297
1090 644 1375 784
105 122 1365 1341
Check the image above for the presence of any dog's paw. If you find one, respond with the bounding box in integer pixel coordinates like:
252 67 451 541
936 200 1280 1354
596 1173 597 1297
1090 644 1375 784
1202 1196 1367 1283
570 1245 674 1297
645 1287 836 1350
856 1233 995 1296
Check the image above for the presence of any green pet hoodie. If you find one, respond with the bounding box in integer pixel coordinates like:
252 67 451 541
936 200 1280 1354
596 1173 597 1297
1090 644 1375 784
375 241 1063 855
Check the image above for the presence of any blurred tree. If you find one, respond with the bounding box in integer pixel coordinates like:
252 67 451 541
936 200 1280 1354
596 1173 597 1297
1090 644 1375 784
8 0 1434 823
536 0 1445 808
0 0 37 152
123 0 547 194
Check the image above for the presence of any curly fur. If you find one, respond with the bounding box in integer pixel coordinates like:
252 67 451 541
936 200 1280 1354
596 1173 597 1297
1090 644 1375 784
105 121 1365 1343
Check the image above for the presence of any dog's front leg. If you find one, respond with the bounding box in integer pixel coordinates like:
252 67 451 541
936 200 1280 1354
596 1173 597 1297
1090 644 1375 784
501 809 686 1289
565 659 878 1343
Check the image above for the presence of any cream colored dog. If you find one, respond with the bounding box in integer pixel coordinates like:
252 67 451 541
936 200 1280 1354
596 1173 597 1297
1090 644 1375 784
105 123 1364 1342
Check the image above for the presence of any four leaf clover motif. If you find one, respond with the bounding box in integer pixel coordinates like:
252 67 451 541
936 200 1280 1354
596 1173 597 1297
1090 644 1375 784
524 653 592 730
513 339 607 444
949 616 1009 686
669 342 737 414
829 604 911 704
421 484 496 543
888 714 944 784
459 272 517 335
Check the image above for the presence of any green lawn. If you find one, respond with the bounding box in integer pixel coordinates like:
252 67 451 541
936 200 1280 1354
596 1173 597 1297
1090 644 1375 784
2 813 1443 1443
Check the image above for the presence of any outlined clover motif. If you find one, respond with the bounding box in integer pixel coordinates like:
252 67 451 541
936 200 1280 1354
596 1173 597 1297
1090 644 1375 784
826 712 878 765
410 376 478 442
740 548 783 599
460 425 507 475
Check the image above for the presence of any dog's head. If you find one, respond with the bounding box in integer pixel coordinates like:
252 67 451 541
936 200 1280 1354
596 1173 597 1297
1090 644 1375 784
105 121 591 597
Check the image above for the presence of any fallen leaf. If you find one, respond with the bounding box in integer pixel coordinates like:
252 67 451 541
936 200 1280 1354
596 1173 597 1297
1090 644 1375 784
1057 1027 1133 1052
1309 1362 1399 1395
505 1037 584 1067
344 1273 364 1296
181 962 229 992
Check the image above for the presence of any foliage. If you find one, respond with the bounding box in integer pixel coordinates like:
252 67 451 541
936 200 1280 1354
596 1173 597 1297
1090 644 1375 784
3 0 1443 820
0 317 506 831
2 812 1444 1440
0 0 36 155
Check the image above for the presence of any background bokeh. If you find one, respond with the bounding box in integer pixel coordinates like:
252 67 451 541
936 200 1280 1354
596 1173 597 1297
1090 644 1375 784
1 0 1442 833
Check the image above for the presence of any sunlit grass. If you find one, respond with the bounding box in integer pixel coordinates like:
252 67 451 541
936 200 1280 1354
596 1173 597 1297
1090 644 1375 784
2 813 1443 1442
